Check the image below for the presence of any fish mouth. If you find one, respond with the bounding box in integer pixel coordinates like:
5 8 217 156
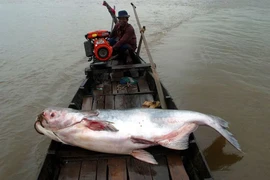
34 112 46 135
34 112 81 134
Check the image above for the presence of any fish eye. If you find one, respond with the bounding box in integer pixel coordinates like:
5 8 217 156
50 112 55 118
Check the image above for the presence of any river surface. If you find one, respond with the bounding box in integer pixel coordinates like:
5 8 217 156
1 0 270 179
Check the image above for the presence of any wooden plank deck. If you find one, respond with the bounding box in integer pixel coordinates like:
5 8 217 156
68 76 190 180
83 77 154 110
58 155 189 180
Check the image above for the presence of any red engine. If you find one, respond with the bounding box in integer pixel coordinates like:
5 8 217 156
86 30 110 39
84 30 113 62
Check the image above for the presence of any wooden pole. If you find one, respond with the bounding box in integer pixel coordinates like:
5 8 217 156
136 26 145 56
131 3 167 109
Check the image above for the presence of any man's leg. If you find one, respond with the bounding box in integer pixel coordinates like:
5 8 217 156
108 38 120 60
119 44 133 64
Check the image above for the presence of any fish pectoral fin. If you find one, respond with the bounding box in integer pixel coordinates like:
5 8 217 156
158 123 198 150
82 119 118 132
131 149 158 164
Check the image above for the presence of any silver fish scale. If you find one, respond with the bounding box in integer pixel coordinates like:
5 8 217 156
96 109 194 129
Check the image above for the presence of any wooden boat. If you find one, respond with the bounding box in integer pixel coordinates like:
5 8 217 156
36 54 213 180
36 2 213 180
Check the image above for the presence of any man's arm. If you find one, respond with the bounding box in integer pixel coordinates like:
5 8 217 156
113 25 134 48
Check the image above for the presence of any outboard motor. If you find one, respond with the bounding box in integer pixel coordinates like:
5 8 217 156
84 30 113 62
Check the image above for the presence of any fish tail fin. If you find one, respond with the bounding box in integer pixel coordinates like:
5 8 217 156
158 113 241 152
204 115 242 152
209 115 229 128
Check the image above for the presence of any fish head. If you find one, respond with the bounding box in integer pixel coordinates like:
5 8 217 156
34 107 83 134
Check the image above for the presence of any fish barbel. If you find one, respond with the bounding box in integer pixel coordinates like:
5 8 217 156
34 107 241 164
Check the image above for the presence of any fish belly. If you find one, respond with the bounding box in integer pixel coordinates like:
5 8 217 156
56 127 151 155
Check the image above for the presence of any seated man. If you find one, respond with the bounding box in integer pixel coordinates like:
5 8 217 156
108 10 137 64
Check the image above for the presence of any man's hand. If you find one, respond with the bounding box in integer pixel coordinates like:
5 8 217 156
113 45 119 51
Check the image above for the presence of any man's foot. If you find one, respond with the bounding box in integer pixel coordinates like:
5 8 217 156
109 54 119 60
126 55 133 64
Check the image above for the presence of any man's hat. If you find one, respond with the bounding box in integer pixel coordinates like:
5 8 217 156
117 10 130 18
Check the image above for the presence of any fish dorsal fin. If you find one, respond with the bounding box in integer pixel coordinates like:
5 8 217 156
158 123 198 150
82 118 118 132
131 149 158 164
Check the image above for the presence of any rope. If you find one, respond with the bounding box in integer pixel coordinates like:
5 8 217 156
116 83 135 91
